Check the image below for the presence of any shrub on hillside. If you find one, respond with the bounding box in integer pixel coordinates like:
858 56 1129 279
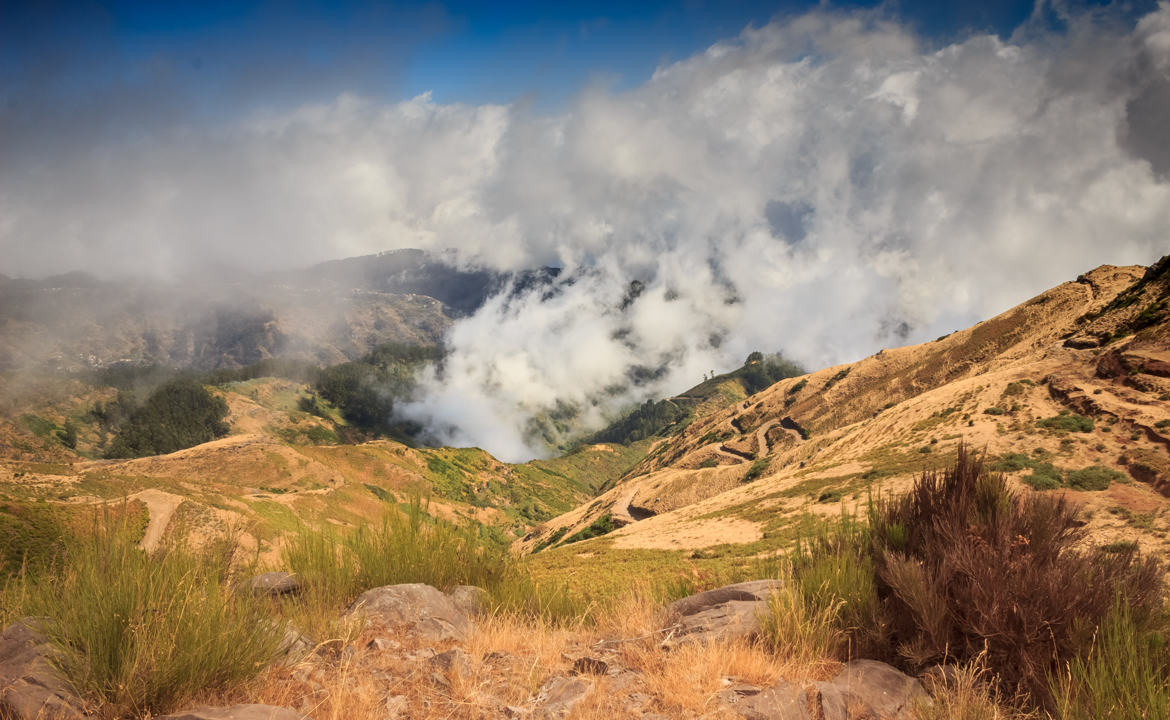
1024 462 1063 490
103 378 230 458
868 446 1164 709
563 514 615 544
1037 413 1095 432
1065 465 1125 491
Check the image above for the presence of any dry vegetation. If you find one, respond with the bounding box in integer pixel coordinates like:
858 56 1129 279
1 259 1169 719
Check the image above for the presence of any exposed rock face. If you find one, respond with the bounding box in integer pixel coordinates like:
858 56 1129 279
159 704 311 720
0 619 87 720
249 572 301 598
345 583 473 643
661 580 783 648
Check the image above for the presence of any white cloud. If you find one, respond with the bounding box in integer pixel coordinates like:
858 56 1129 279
3 6 1169 461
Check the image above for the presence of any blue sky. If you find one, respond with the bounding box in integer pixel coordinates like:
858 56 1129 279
2 0 1122 115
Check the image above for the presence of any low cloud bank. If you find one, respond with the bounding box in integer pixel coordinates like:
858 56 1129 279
4 5 1170 460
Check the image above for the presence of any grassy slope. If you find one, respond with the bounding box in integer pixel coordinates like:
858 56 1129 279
520 261 1170 593
0 375 648 563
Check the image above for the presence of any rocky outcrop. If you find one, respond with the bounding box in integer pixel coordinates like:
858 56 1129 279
661 580 783 648
0 619 87 720
345 583 473 643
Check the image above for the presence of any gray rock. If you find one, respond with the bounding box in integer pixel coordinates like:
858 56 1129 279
661 580 783 648
248 572 301 598
0 619 87 720
668 580 783 617
533 676 593 719
721 680 811 720
447 585 489 617
430 648 472 679
816 660 928 720
345 583 472 643
273 623 313 665
159 705 311 720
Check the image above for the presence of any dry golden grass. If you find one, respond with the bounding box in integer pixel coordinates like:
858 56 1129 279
198 588 844 719
914 658 1039 720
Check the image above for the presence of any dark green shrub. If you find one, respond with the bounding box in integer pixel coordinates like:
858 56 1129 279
823 367 851 390
1037 414 1095 432
744 458 770 482
990 453 1033 472
532 526 569 553
55 420 78 449
1024 463 1064 490
1066 466 1125 491
563 514 615 544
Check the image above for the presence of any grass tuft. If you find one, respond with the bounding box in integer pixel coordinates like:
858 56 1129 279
24 510 280 718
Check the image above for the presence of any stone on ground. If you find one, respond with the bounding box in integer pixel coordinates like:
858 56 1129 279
0 619 87 720
661 579 783 648
345 583 473 643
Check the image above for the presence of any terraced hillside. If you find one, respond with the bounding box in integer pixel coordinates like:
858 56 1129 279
521 259 1170 594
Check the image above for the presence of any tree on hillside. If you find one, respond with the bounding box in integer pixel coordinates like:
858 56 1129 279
736 352 804 394
104 378 230 458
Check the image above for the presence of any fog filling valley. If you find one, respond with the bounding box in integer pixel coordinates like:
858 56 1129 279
4 4 1170 461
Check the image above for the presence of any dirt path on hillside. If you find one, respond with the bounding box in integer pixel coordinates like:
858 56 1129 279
610 483 643 526
713 447 750 464
755 420 782 456
59 488 186 551
128 489 185 551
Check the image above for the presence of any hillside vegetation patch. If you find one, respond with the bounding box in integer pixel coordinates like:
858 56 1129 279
1037 412 1095 433
775 447 1166 712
